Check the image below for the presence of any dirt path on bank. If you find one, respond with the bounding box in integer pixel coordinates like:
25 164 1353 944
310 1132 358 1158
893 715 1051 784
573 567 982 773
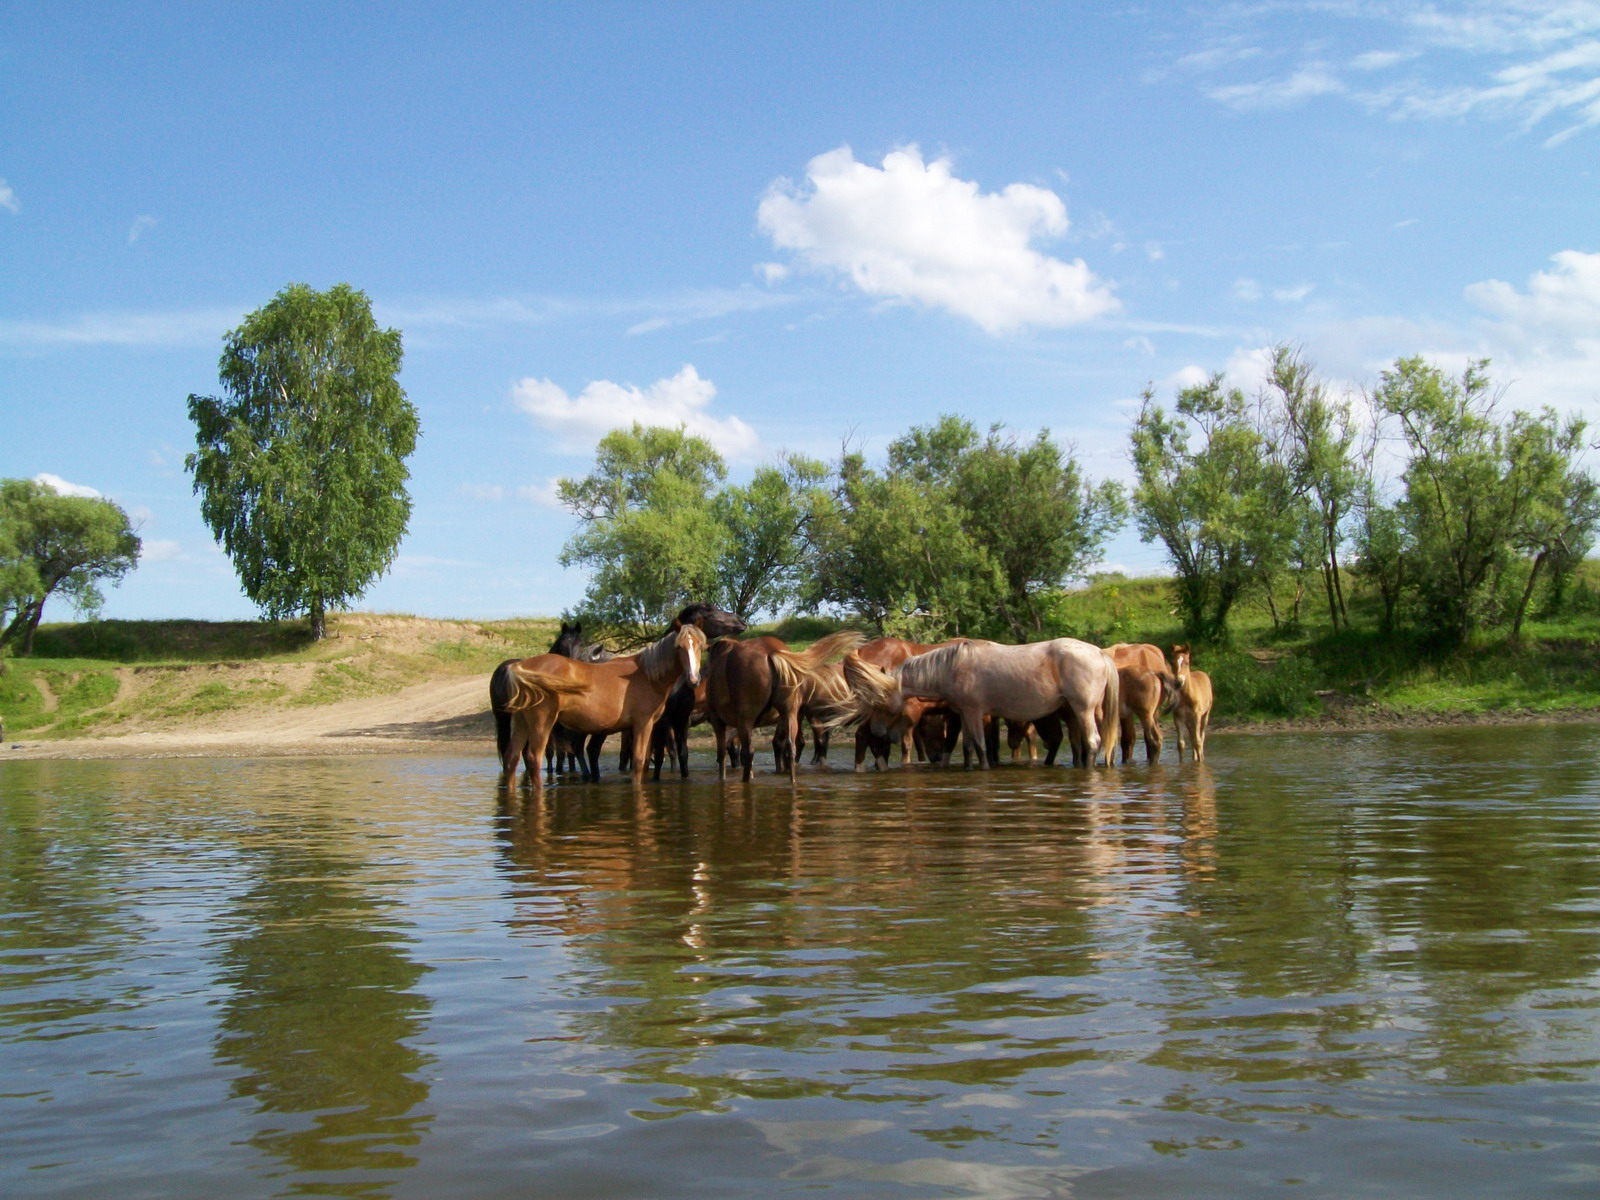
3 675 498 760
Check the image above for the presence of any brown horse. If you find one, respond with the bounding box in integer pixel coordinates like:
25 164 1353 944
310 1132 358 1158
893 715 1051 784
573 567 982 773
840 637 1113 769
499 623 706 789
788 635 955 772
1117 666 1165 764
709 631 864 781
1170 644 1214 762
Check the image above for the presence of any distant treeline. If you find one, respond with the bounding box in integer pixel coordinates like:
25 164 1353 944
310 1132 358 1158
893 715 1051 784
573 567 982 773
559 345 1598 649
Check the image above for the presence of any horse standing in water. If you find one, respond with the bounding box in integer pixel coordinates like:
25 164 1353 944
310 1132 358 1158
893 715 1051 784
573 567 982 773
707 631 864 782
488 622 613 781
499 623 706 790
840 637 1114 769
1169 644 1215 762
643 603 748 779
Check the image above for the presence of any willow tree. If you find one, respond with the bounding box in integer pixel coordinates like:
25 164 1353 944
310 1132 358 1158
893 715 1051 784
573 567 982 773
186 284 419 640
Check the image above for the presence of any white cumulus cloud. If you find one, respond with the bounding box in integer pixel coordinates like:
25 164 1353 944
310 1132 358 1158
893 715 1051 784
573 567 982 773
756 145 1118 334
34 472 101 498
0 179 19 214
510 364 760 458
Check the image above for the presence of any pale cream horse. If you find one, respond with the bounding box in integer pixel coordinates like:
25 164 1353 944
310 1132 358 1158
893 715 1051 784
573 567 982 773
839 637 1115 768
1169 644 1215 762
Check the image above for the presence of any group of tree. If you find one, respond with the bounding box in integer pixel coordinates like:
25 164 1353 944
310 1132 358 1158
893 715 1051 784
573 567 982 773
0 477 141 662
1131 346 1600 644
556 415 1124 644
10 273 1595 659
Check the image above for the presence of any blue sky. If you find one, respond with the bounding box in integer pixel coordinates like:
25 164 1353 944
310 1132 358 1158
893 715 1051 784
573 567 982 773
4 2 1598 622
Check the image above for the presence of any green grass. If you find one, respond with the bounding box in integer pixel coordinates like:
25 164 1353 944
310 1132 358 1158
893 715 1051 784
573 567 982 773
5 584 1600 736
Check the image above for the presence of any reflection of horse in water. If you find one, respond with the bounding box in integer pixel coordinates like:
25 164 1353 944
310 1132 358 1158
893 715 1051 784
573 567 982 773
839 637 1116 769
499 623 706 789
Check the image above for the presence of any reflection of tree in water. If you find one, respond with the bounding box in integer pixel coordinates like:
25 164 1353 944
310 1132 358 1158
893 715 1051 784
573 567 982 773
0 772 153 1036
1146 739 1600 1090
212 821 433 1186
495 782 1122 1115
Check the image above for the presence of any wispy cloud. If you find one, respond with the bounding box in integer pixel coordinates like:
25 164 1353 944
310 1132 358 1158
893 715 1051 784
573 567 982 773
0 179 19 215
757 144 1119 334
1178 2 1600 145
510 364 761 459
128 215 158 245
0 307 239 349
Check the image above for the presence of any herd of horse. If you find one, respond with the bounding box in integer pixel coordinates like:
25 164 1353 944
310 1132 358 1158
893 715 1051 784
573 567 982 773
490 603 1215 790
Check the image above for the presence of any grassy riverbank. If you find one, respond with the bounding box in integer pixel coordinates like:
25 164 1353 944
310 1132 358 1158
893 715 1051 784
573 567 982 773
5 568 1600 744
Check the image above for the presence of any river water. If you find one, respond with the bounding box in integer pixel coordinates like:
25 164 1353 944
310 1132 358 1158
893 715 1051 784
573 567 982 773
3 726 1600 1198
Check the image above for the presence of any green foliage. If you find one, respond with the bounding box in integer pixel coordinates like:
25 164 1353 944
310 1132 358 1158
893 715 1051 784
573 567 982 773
1130 376 1292 641
0 478 141 658
806 416 1125 639
1204 650 1321 719
1375 357 1598 643
558 425 730 641
186 282 419 640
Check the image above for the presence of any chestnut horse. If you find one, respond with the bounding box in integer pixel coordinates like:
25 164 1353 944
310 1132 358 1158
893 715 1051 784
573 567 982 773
634 603 749 779
840 637 1113 769
1170 644 1214 762
1117 667 1166 764
499 623 706 789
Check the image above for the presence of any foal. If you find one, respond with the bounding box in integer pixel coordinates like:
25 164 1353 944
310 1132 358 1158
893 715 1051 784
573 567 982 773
1169 644 1215 763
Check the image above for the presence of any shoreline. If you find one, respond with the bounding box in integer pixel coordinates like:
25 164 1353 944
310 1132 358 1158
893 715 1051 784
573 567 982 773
6 701 1600 762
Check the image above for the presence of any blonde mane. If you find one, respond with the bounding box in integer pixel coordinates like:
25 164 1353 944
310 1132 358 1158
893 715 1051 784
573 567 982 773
637 623 705 685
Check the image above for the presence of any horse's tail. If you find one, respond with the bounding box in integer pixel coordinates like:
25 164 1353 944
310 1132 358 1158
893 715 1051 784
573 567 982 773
769 631 866 718
1098 652 1121 766
490 658 518 758
503 665 590 713
817 650 902 731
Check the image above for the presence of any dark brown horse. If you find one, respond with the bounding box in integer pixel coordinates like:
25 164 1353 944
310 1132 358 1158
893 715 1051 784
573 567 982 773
708 631 863 781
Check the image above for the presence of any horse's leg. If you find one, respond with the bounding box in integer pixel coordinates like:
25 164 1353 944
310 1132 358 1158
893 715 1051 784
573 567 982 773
1119 712 1135 765
675 710 692 779
586 733 606 781
1143 702 1163 764
960 707 989 769
939 715 961 767
985 718 1001 768
740 720 756 782
629 722 652 785
523 707 560 795
711 716 729 781
854 727 869 773
1196 707 1210 761
1036 713 1063 766
784 708 801 782
503 712 529 787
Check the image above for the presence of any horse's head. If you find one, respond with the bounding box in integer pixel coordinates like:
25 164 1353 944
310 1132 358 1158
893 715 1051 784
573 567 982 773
1170 644 1191 686
673 602 747 640
676 623 708 687
550 621 584 658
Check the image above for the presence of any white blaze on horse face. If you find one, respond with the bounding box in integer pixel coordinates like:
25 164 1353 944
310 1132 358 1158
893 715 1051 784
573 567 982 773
682 629 703 686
